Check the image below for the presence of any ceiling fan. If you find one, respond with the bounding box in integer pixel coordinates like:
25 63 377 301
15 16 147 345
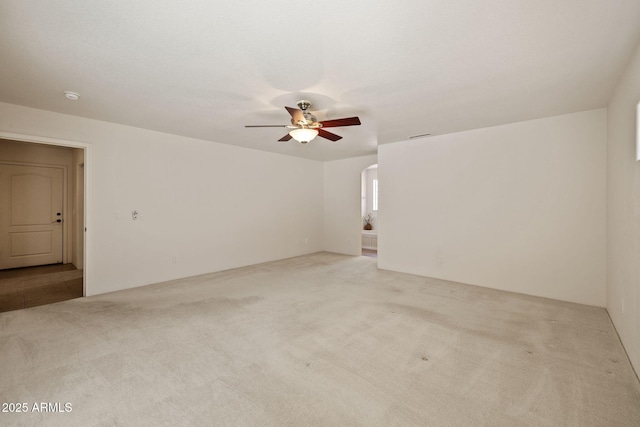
245 100 361 144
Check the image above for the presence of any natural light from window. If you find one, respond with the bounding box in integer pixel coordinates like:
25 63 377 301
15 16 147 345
637 101 640 161
373 178 379 211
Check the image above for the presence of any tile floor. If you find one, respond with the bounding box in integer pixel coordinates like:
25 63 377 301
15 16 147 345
361 248 377 258
0 263 83 313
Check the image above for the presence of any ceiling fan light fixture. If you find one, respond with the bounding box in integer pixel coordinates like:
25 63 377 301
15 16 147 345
289 128 318 144
245 100 360 143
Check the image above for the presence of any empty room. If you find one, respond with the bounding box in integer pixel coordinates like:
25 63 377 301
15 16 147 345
1 1 640 425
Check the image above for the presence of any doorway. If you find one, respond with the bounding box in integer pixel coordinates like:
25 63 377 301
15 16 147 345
0 137 88 310
361 164 378 258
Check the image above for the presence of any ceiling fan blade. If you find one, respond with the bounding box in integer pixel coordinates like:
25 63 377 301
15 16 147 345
278 134 293 142
285 106 306 125
317 129 342 142
319 116 361 128
245 125 288 128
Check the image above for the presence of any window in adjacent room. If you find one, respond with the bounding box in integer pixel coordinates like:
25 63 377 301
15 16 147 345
637 101 640 161
373 178 379 211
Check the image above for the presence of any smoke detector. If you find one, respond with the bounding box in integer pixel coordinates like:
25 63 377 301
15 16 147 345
64 91 80 101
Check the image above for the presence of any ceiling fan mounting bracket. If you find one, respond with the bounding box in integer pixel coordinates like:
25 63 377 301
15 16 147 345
296 100 312 111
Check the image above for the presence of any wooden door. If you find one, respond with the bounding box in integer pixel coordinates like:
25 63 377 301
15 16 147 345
0 164 64 269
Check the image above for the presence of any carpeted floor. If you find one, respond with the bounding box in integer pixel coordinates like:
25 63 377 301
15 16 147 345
1 252 639 426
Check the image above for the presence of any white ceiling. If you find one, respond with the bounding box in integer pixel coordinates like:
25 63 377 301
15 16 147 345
1 1 640 161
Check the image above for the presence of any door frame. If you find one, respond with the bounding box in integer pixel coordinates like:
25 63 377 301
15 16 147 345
0 131 91 296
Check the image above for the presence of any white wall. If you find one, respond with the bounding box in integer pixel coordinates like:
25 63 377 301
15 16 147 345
378 109 607 307
72 148 85 269
324 154 377 255
0 102 323 296
607 40 640 374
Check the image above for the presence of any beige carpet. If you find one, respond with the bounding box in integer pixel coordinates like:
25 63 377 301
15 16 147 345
1 252 639 426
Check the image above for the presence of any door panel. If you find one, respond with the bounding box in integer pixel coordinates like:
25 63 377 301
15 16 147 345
0 164 64 269
11 174 54 224
11 231 53 256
